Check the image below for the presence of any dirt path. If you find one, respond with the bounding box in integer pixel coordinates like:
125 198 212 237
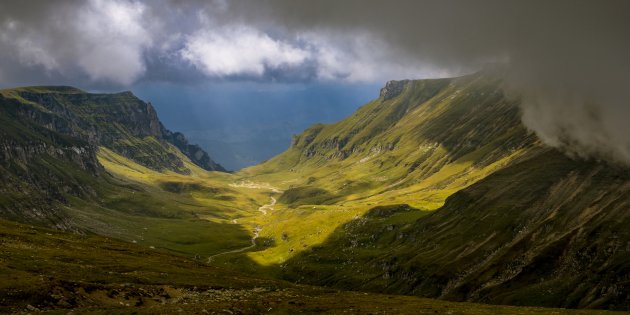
207 226 261 263
207 196 276 263
258 197 276 215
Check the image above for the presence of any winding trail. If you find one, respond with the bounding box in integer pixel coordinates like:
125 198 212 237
207 226 261 263
206 196 276 263
258 197 276 215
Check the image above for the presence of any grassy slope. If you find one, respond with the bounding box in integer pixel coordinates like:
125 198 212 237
224 73 630 310
0 86 259 259
279 149 630 310
0 102 251 258
1 219 622 315
62 146 273 257
233 73 539 268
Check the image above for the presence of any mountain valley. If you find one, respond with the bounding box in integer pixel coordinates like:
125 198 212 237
1 73 628 314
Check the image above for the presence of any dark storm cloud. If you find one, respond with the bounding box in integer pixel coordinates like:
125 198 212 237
0 0 440 88
227 0 630 164
0 0 629 164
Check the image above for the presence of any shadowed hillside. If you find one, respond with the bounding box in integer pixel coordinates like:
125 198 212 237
280 149 630 310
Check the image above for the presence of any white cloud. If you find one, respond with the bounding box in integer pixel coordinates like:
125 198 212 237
179 26 448 82
308 33 392 82
73 0 152 85
180 26 309 77
0 0 152 86
304 32 453 82
14 37 60 71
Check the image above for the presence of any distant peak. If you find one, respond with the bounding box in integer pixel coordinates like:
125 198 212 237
117 91 136 97
379 80 409 101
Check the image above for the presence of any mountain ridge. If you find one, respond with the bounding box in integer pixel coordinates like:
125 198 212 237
243 72 538 210
1 86 225 173
236 72 630 310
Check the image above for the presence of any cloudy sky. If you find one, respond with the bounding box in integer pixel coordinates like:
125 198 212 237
1 0 629 167
0 0 454 87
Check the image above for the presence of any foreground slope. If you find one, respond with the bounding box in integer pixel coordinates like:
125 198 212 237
0 219 620 315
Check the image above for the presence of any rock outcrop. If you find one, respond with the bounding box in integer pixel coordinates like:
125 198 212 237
379 80 409 100
161 128 226 172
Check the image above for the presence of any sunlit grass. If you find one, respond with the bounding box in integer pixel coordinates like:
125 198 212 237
222 75 533 269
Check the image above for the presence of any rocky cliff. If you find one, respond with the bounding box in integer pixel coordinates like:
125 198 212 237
5 86 224 173
161 128 226 172
0 86 224 227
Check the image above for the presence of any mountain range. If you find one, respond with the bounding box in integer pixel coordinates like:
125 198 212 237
0 72 628 314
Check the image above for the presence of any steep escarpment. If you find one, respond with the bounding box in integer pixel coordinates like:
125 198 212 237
0 93 102 228
161 129 225 172
4 86 224 173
